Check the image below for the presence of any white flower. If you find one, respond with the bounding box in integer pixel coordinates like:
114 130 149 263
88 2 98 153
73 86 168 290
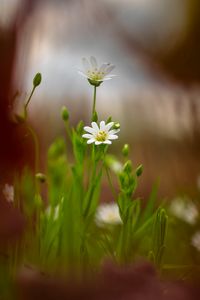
3 184 14 203
110 161 123 174
82 121 120 145
78 56 115 86
105 155 123 174
95 202 122 227
169 197 199 225
191 231 200 251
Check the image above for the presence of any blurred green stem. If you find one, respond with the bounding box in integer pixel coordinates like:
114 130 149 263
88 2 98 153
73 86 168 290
27 125 39 176
24 86 36 111
104 164 118 202
92 86 97 118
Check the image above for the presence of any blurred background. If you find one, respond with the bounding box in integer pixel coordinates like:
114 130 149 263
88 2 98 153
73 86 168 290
1 0 200 199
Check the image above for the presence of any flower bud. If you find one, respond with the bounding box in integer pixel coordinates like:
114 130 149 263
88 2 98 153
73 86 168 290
106 116 112 123
33 73 42 87
113 122 120 130
123 160 132 174
61 106 69 121
136 164 143 177
122 144 129 157
35 173 46 183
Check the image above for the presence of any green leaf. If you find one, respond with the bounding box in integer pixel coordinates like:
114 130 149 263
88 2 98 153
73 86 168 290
140 180 159 225
72 129 86 165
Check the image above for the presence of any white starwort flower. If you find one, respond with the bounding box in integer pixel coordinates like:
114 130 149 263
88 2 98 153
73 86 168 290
110 161 123 174
169 197 199 225
3 184 14 203
191 231 200 251
82 121 120 145
95 202 122 227
78 56 115 86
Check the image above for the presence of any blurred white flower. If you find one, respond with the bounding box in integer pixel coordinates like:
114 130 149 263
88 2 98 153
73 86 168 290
3 184 14 203
191 231 200 251
95 202 122 227
78 56 115 86
82 121 120 145
169 197 198 225
110 161 123 174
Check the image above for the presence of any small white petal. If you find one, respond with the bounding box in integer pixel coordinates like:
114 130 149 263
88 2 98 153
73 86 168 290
82 134 93 139
78 71 89 78
95 141 102 145
82 58 90 72
105 122 114 131
108 134 118 140
103 140 112 144
87 138 95 144
100 121 106 130
91 122 99 132
90 56 98 68
103 75 117 80
104 64 115 75
109 129 120 135
101 77 112 81
84 126 95 134
99 63 110 73
105 74 117 78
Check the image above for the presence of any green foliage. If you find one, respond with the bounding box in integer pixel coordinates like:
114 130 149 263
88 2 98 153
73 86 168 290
4 67 199 300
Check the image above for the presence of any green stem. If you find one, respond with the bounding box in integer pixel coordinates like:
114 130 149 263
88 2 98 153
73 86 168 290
64 120 72 140
92 86 97 118
27 125 39 176
25 86 36 111
105 164 118 202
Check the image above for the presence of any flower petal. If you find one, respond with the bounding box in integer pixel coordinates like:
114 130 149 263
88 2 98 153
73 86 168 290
82 58 90 72
84 126 95 134
95 141 102 145
91 122 99 132
103 140 112 144
87 138 95 144
105 122 114 131
90 56 98 69
108 129 120 135
108 134 118 140
100 121 106 130
103 75 116 81
78 71 88 78
99 63 110 73
105 64 115 75
82 134 93 139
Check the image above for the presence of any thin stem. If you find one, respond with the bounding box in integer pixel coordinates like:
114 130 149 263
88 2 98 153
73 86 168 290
105 165 118 202
92 86 97 117
64 120 72 140
27 124 39 176
25 86 36 111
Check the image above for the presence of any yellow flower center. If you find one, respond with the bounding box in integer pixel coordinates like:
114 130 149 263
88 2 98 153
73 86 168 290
96 130 107 142
87 70 105 81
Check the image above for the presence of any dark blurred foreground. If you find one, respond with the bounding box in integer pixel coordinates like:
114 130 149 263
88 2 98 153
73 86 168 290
16 261 200 300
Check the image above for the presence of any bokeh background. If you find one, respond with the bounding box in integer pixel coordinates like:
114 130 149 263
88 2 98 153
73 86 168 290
1 0 200 200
